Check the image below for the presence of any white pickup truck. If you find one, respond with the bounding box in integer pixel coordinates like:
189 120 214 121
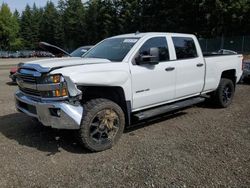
15 32 243 151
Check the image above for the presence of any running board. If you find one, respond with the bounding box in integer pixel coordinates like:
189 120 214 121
133 97 205 121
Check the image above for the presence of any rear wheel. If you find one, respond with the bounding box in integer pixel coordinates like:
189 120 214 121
212 78 235 108
79 98 125 152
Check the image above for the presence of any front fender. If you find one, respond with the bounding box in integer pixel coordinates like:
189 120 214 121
50 63 132 101
73 71 129 86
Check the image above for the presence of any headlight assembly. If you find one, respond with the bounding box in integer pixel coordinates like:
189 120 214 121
40 74 68 98
42 74 64 84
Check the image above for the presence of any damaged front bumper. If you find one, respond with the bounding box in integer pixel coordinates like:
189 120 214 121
15 91 83 129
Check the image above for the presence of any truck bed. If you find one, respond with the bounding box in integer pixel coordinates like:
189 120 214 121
202 54 243 92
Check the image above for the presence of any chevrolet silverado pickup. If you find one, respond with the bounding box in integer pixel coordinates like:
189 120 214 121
15 32 243 151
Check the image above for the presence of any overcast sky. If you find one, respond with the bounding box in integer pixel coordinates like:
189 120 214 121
0 0 87 13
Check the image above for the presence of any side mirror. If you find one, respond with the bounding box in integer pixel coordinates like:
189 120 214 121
135 47 159 65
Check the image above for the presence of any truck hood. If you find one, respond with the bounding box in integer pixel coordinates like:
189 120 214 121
20 57 130 91
51 61 130 86
22 57 111 72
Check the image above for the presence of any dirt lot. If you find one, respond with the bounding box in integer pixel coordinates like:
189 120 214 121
0 59 249 187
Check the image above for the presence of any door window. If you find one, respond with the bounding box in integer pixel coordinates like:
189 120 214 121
138 37 169 62
172 37 198 59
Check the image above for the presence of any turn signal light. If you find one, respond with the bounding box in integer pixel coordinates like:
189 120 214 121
53 88 68 97
55 89 61 97
53 75 61 83
62 88 68 96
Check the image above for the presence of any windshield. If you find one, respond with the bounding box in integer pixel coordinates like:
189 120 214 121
83 37 140 62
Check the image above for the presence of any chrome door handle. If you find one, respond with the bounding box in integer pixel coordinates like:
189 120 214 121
196 63 204 67
165 67 175 71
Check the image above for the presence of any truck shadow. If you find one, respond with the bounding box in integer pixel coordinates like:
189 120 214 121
125 111 187 133
0 113 89 155
196 100 219 109
238 82 250 85
0 111 187 154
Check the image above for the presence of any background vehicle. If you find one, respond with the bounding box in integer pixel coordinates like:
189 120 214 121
39 42 93 57
217 49 237 55
19 50 35 58
15 32 243 152
9 67 18 82
9 51 21 58
0 51 9 58
242 59 250 82
35 51 55 57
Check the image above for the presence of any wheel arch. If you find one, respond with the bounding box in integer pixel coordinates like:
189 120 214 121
221 69 237 86
77 86 132 126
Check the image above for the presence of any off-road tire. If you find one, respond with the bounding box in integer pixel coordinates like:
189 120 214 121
79 98 125 152
212 78 235 108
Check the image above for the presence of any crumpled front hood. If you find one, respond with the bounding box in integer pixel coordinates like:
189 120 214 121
22 57 111 72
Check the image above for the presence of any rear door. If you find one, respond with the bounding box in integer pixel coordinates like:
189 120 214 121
171 36 205 98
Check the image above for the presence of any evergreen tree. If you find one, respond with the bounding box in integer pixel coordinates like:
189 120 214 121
40 2 61 46
56 0 66 47
20 5 34 49
0 3 20 50
85 0 118 44
1 0 250 51
13 9 20 24
31 4 43 48
63 0 86 50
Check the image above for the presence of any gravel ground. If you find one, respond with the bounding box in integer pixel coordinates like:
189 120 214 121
0 59 249 187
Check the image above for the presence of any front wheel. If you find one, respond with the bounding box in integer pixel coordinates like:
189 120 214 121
78 98 125 152
212 78 235 108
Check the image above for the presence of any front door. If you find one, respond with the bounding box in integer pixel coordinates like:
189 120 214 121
130 36 176 110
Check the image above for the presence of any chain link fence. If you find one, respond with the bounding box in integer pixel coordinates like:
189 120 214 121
199 36 250 54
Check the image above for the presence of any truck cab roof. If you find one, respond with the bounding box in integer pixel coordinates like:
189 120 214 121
111 32 196 39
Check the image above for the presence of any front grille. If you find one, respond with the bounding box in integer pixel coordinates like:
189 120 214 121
20 87 41 97
18 74 37 83
17 68 41 97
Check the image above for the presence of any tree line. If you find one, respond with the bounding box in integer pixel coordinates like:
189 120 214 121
0 0 250 51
